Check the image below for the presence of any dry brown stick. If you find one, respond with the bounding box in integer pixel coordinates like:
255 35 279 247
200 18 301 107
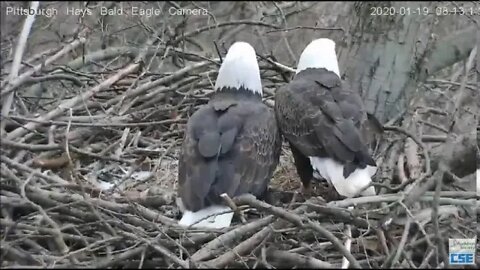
6 115 186 127
116 41 167 113
69 145 135 165
266 248 336 269
1 168 102 224
418 119 449 133
376 228 390 256
405 138 421 181
5 63 140 140
328 193 476 208
1 1 39 135
258 54 296 73
102 60 215 107
120 231 189 268
1 139 62 151
67 132 118 239
421 135 448 142
24 185 177 226
20 173 75 264
190 215 275 262
114 127 130 158
433 160 448 267
1 154 69 185
202 226 273 268
300 203 371 229
397 153 408 184
383 125 431 176
341 205 353 269
0 241 42 266
80 244 146 268
54 236 122 263
383 217 412 268
5 32 160 141
0 219 96 242
1 28 89 97
171 20 280 44
220 193 247 224
266 25 345 33
22 74 84 86
234 194 361 269
419 247 435 268
305 221 361 269
234 194 303 226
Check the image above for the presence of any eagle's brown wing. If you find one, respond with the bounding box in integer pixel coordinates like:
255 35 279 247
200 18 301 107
274 69 375 177
178 100 281 212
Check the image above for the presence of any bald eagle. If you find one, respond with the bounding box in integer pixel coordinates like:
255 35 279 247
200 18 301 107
177 42 282 229
274 38 377 198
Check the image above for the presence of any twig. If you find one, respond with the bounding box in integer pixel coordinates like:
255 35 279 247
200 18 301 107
1 1 39 135
121 231 189 268
1 28 89 97
171 20 280 44
220 193 247 224
234 194 361 269
22 74 84 86
1 139 62 151
0 155 70 185
383 217 412 268
328 192 476 208
266 248 335 269
20 173 74 263
383 125 431 176
81 245 146 268
202 226 272 268
341 223 352 269
4 114 186 128
266 25 345 33
191 215 275 261
5 63 141 140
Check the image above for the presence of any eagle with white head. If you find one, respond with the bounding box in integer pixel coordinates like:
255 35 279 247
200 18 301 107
275 38 378 199
177 42 282 229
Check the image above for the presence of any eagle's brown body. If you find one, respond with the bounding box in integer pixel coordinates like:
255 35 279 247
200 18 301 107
274 38 381 199
177 42 281 229
178 88 281 212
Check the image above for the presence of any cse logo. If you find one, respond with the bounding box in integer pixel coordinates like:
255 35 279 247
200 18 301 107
449 253 474 265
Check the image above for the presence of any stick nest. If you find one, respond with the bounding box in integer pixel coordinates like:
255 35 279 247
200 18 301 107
1 16 478 269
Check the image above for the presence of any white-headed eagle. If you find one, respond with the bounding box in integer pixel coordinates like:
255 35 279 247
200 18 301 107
274 38 378 198
177 42 282 229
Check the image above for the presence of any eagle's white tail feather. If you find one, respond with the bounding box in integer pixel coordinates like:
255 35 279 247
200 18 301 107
178 205 234 229
309 157 377 198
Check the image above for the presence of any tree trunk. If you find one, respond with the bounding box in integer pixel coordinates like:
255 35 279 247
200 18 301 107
337 1 476 123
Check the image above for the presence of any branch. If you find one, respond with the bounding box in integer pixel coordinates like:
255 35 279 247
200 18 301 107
5 62 139 140
1 29 89 97
171 20 280 44
233 194 362 269
419 26 476 81
1 1 39 135
266 248 335 269
191 215 275 261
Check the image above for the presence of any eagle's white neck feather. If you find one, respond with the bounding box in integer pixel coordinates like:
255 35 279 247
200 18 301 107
214 42 262 96
296 38 340 77
310 157 377 197
178 205 234 229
